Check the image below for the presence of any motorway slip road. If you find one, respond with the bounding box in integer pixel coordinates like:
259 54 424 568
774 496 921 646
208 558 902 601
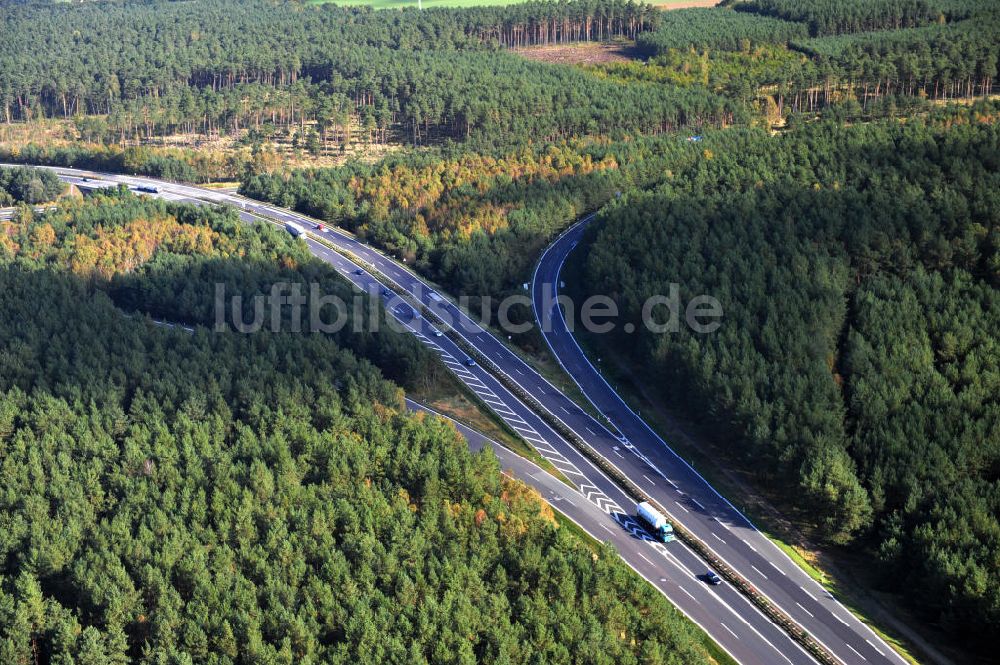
532 218 907 665
33 165 891 664
42 167 810 665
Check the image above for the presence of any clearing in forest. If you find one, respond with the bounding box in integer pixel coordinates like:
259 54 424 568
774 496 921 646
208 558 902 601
651 0 720 7
516 41 639 66
311 0 718 8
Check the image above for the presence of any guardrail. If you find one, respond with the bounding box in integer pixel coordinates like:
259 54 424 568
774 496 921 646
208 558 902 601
54 167 848 665
242 208 844 665
306 230 842 665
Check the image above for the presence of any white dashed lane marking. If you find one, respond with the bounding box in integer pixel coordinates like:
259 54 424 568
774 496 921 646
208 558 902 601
720 623 739 640
846 644 867 661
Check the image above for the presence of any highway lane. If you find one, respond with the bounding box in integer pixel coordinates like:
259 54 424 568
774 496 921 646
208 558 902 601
303 232 817 665
0 205 56 220
30 165 817 664
157 180 862 664
532 217 907 665
405 399 814 665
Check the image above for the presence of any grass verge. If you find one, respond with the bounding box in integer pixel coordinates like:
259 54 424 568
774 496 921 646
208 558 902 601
408 360 575 488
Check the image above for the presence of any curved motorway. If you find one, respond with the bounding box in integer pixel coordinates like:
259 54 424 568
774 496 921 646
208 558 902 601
20 164 903 665
533 217 906 665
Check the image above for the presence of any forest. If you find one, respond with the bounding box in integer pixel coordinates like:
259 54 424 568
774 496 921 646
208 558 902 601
636 2 999 116
735 0 983 37
1 0 995 185
573 103 999 652
0 191 722 664
2 0 999 659
0 166 65 206
0 0 737 151
635 8 808 53
240 138 714 308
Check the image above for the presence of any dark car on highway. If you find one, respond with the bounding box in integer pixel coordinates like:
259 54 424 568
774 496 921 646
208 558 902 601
704 571 722 586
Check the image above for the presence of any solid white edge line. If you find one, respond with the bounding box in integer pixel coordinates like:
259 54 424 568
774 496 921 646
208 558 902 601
48 168 835 665
530 217 906 664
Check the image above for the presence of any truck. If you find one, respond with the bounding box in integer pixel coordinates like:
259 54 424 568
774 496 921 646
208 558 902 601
636 501 675 543
285 221 307 238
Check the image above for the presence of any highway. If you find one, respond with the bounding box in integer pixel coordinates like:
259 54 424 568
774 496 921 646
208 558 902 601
405 399 802 665
17 164 893 665
0 205 56 220
533 217 907 665
282 211 816 665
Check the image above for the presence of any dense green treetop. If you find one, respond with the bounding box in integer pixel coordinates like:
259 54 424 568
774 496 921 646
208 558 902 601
736 0 993 36
1 0 732 148
0 166 65 205
576 104 999 650
636 8 808 53
0 192 721 665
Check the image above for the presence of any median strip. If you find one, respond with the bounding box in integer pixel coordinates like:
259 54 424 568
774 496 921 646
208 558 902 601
249 206 845 665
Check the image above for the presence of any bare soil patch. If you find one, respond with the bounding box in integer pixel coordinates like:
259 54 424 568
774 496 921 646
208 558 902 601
0 118 402 174
651 0 720 8
515 41 639 66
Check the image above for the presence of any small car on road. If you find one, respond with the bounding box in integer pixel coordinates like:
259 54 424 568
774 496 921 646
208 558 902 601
464 357 477 367
704 571 722 586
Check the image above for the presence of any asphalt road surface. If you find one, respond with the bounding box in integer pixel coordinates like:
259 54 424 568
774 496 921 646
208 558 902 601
405 399 810 665
19 164 901 665
532 216 907 665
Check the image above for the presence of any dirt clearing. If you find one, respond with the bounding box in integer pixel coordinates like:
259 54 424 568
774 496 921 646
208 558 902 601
652 0 720 8
515 41 639 66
